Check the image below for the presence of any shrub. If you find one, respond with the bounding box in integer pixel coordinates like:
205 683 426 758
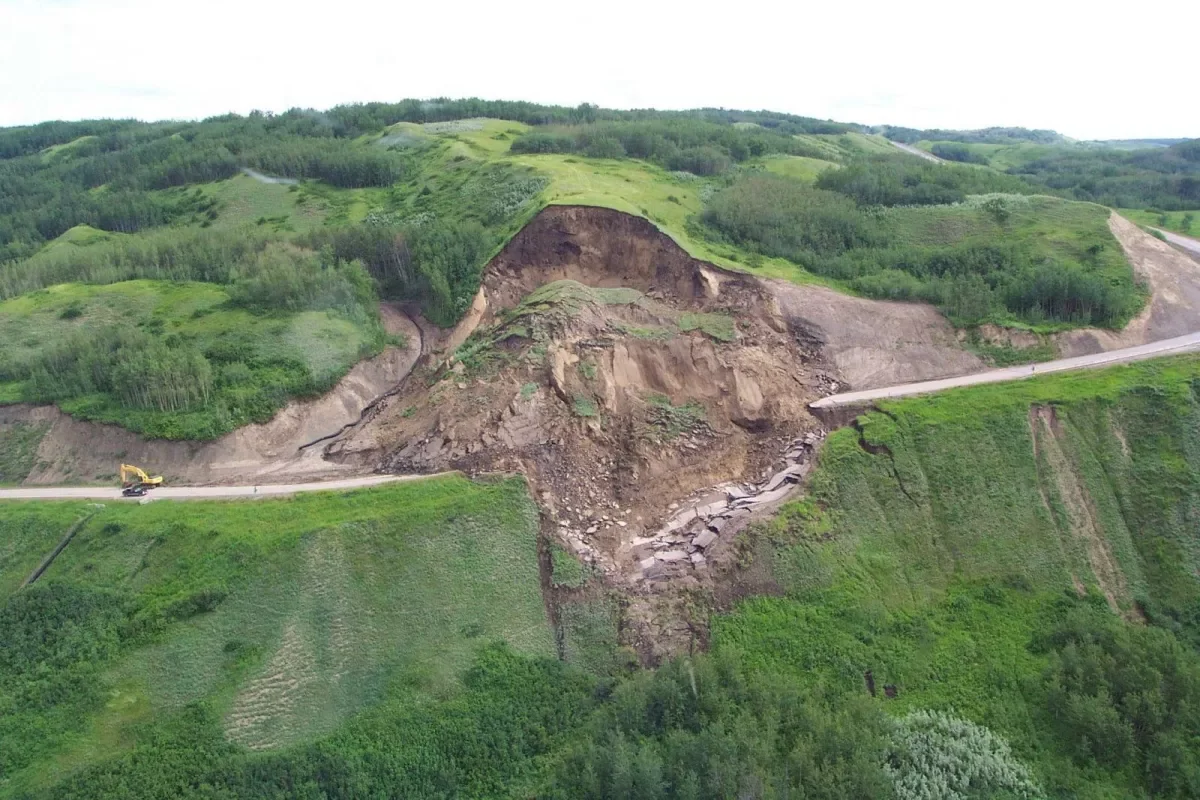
885 710 1043 800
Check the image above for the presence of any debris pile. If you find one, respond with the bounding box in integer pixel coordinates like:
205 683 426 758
633 430 826 581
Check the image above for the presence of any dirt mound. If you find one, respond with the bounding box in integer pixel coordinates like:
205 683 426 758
770 280 984 390
1057 213 1200 356
11 307 422 486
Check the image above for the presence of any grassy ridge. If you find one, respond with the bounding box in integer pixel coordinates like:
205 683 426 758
0 476 553 794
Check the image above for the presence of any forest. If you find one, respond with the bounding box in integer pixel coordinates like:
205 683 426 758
1008 140 1200 209
701 164 1141 328
6 551 1199 798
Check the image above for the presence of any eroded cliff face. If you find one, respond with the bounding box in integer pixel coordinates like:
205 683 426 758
319 206 842 660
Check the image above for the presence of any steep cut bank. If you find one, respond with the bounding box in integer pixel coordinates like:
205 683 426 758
484 206 989 390
1057 213 1200 356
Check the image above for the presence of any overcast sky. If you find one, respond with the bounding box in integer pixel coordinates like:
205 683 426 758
1 0 1195 139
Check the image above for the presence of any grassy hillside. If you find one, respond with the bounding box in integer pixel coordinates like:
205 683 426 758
717 354 1200 798
1118 207 1199 237
0 476 555 795
890 133 1200 211
0 279 382 438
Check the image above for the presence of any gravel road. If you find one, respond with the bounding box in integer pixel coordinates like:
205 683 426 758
811 330 1200 409
0 475 432 501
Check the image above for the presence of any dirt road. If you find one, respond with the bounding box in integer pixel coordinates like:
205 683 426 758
1155 228 1200 258
810 330 1200 409
890 141 943 163
0 474 434 501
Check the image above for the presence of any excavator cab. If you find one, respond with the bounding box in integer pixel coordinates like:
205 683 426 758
120 464 163 496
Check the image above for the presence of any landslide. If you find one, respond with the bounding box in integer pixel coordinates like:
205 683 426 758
321 207 846 658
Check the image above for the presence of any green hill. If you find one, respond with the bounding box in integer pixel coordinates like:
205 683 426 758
0 476 558 795
0 101 1154 437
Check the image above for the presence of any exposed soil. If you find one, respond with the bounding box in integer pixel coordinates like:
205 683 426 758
323 207 841 660
1057 213 1200 356
769 280 984 389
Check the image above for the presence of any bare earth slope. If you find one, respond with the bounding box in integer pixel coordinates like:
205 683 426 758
1057 213 1200 356
770 280 984 388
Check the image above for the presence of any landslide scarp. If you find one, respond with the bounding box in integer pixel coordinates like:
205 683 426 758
325 206 836 659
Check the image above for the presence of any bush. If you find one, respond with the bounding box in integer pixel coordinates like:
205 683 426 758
230 242 376 319
816 154 1034 206
1037 610 1200 798
508 131 576 155
550 654 894 799
885 710 1043 800
702 175 883 260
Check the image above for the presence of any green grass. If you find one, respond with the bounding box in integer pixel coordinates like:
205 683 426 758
1118 207 1199 237
678 310 736 342
572 395 598 418
913 140 1057 170
439 122 1136 330
194 174 327 233
776 356 1200 613
39 136 97 164
0 475 553 794
0 280 383 439
38 225 120 252
964 336 1058 366
712 354 1200 798
550 543 589 589
758 154 840 183
645 392 706 440
406 118 837 288
880 194 1140 331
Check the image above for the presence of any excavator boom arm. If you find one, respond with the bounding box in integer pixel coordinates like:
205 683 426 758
120 463 163 487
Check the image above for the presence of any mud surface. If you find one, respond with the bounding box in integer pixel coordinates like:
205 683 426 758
322 206 841 659
770 280 984 389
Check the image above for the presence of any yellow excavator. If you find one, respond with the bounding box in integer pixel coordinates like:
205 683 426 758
120 464 163 497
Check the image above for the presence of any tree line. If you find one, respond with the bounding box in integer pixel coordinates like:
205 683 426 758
1009 140 1200 210
509 119 830 176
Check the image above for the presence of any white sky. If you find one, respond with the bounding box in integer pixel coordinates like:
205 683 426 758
1 0 1196 139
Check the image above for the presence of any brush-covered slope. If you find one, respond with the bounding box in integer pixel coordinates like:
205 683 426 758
0 477 556 796
716 355 1200 799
